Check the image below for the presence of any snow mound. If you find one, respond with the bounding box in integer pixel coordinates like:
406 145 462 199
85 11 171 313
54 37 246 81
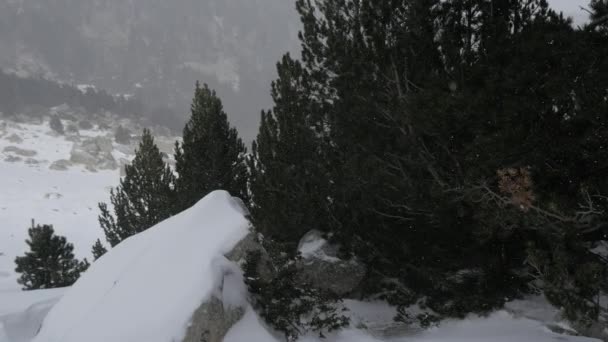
32 191 250 342
0 288 66 342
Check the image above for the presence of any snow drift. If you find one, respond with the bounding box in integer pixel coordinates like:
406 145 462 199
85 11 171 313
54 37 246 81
31 191 250 342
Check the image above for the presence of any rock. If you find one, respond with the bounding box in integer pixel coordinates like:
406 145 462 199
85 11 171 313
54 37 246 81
70 137 117 170
182 295 245 342
4 155 22 163
296 230 366 296
50 159 72 171
5 133 23 143
25 158 40 165
225 232 274 282
182 239 259 342
70 148 97 165
3 146 37 157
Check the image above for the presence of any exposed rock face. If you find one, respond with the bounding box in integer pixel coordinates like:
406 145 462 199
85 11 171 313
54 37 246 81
182 233 269 342
182 260 248 342
225 232 275 283
296 230 366 296
70 137 117 170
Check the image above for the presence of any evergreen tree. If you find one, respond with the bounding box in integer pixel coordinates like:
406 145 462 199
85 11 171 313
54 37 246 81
290 0 608 321
250 54 331 247
589 0 608 32
15 224 89 290
91 239 108 260
174 82 248 211
99 128 175 247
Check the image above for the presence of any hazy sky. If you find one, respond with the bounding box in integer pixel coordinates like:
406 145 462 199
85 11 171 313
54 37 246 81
549 0 592 25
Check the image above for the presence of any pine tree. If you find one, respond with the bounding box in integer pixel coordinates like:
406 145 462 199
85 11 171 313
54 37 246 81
174 82 248 211
99 128 175 247
91 239 108 260
589 0 608 32
250 54 330 247
290 0 608 320
15 224 89 290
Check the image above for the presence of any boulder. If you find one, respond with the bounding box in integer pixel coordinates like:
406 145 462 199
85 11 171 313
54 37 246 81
183 226 274 342
182 262 247 342
3 146 37 157
225 232 275 283
4 155 22 163
5 133 23 143
70 137 117 170
50 159 73 171
296 230 366 296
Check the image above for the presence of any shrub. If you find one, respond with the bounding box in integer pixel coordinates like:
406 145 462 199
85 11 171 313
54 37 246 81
15 223 89 290
244 240 349 341
49 115 64 134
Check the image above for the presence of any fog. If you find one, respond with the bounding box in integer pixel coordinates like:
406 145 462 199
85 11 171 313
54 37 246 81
0 0 594 142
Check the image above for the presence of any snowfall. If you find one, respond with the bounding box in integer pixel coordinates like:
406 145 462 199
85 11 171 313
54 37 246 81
0 118 604 342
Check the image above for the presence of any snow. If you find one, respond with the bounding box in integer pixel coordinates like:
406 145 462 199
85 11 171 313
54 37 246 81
0 288 66 342
31 191 249 342
0 119 137 291
223 308 279 342
223 309 601 342
297 230 339 263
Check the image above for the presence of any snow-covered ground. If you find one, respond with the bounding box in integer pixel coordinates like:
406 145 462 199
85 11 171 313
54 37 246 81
0 120 125 292
31 191 249 342
0 117 177 292
0 288 66 342
0 118 603 342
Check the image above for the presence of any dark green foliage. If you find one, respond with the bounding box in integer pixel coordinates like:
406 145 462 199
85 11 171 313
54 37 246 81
49 115 64 134
0 70 143 120
527 239 607 326
99 129 175 246
91 239 108 261
244 243 349 341
249 0 608 324
249 54 331 248
15 224 89 290
114 125 132 144
589 0 608 33
174 82 248 211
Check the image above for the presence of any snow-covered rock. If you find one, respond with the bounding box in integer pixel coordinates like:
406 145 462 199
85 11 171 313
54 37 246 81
69 136 117 170
3 146 37 157
32 191 250 342
296 230 366 296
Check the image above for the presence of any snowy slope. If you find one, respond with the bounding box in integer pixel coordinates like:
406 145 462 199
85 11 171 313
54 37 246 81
0 117 178 292
32 191 249 342
0 121 122 291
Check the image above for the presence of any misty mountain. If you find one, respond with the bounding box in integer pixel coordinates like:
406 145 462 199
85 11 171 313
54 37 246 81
0 0 300 141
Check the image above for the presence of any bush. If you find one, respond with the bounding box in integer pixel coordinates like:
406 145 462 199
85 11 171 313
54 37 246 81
115 125 132 144
49 115 64 134
14 223 89 290
243 240 349 341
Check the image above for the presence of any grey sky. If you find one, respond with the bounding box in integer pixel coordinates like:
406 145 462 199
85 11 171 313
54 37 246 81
549 0 592 25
